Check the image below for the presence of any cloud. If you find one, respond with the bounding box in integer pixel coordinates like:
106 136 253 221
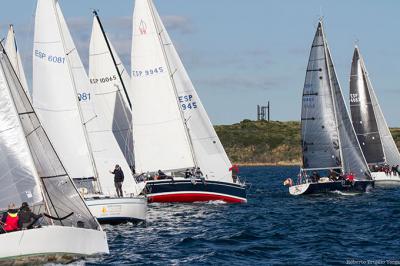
163 15 195 34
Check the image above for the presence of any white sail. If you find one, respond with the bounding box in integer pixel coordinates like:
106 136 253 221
149 0 232 182
356 48 400 166
89 14 139 195
5 25 30 100
0 55 42 210
32 0 95 179
1 44 99 228
131 0 195 173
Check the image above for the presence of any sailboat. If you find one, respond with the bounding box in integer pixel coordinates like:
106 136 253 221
5 24 30 100
349 46 400 185
288 21 374 195
32 0 146 223
131 0 247 203
85 11 147 222
0 41 108 262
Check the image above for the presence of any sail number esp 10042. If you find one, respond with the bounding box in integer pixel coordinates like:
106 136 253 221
34 50 65 64
179 94 197 111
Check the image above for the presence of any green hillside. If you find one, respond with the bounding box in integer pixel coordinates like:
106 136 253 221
215 120 400 165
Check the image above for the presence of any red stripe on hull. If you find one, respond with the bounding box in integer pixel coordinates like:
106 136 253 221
149 193 246 204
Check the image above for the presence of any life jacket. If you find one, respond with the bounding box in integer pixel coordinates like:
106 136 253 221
4 212 19 232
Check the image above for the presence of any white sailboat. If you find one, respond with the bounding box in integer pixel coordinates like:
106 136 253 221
131 0 247 203
86 11 147 222
5 24 30 100
349 46 400 185
0 42 108 262
32 0 146 223
287 21 374 195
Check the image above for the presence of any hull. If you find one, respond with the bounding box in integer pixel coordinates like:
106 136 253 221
289 180 374 196
371 172 400 186
86 196 147 224
145 179 247 203
0 226 108 264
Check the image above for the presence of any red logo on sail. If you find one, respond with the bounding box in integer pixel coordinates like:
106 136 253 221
139 20 147 35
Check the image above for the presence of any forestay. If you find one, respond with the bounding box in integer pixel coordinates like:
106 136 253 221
32 0 95 180
301 22 341 170
326 47 370 179
89 15 138 195
350 47 400 166
5 25 30 100
131 0 195 173
149 0 232 182
0 44 98 229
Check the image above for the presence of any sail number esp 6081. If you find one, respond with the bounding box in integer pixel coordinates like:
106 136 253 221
34 50 65 64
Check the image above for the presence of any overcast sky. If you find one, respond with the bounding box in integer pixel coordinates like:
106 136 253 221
1 0 400 125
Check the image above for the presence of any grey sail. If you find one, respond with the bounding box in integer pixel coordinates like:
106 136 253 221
349 47 385 164
301 22 341 170
326 46 370 179
0 44 98 229
350 47 400 166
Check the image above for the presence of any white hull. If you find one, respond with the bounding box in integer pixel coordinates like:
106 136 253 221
0 225 108 263
371 172 400 186
86 196 147 223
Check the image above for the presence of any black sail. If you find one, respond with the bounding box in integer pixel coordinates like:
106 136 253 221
349 47 385 164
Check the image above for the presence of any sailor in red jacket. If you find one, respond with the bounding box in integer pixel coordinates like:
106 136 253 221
0 203 19 233
229 164 239 183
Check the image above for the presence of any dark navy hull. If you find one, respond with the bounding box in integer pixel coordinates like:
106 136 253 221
289 180 375 195
144 179 247 203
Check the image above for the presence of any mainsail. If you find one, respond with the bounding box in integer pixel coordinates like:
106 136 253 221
32 0 95 180
350 46 400 166
88 13 139 195
301 21 370 179
326 47 369 177
5 25 30 99
301 22 341 170
131 0 195 173
149 0 233 182
0 44 98 229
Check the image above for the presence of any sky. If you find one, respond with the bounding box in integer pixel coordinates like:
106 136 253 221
0 0 400 126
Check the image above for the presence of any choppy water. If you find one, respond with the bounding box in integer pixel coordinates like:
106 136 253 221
83 166 400 265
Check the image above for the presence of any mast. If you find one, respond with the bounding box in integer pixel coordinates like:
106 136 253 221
52 1 101 191
147 0 199 169
320 20 345 173
93 10 132 110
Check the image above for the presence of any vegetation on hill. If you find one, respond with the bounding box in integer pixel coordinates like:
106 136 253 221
215 120 400 166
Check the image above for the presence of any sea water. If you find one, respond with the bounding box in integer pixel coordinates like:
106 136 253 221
83 166 400 265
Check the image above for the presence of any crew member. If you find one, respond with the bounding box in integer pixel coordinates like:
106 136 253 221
110 165 124 197
0 203 19 233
